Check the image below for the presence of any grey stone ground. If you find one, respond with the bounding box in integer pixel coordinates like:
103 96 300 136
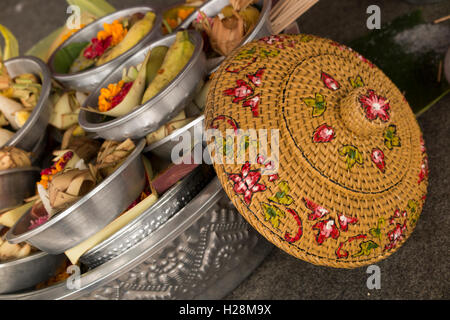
0 0 448 300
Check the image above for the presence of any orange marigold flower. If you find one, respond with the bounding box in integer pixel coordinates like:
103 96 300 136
178 8 194 21
60 24 86 44
97 20 127 46
98 80 125 112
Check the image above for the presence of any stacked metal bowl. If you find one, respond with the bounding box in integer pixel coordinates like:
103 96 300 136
0 1 274 299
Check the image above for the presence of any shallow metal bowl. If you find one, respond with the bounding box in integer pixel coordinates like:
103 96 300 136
0 167 40 212
177 0 273 72
80 164 214 268
78 31 206 141
3 57 52 152
6 139 146 254
0 250 66 294
48 6 163 93
0 177 273 300
144 114 205 161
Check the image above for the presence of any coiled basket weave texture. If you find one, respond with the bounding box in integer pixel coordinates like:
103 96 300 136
204 34 428 268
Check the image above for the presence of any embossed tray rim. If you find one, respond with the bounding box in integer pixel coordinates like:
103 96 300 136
0 178 224 300
81 165 212 266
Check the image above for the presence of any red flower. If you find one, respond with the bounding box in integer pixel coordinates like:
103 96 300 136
321 72 340 91
313 124 335 143
303 198 329 220
242 95 260 117
359 89 390 122
384 221 407 251
284 208 303 243
246 68 265 87
209 115 239 134
228 162 266 205
224 80 254 103
371 148 386 173
312 219 340 244
338 213 358 232
110 81 133 108
84 36 112 59
418 157 428 184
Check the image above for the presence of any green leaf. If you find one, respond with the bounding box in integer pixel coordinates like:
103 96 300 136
52 41 89 74
25 27 63 60
66 0 115 18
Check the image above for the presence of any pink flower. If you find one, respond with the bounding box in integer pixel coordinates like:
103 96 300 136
303 198 329 220
246 68 265 87
338 213 358 232
313 124 335 143
228 162 266 205
420 136 426 153
418 157 428 184
312 219 340 244
384 221 407 251
321 72 340 91
224 80 254 103
259 35 284 45
29 215 49 230
242 95 260 117
359 89 390 122
371 148 386 173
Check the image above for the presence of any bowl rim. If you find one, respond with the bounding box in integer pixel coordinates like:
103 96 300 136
6 139 146 243
176 0 272 45
47 6 163 80
82 164 209 258
4 56 52 148
78 30 204 132
0 166 41 177
143 114 205 153
0 251 50 269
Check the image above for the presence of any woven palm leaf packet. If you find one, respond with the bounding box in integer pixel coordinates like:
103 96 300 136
205 34 428 268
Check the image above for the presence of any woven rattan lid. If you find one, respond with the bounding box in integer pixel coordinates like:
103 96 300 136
204 34 428 268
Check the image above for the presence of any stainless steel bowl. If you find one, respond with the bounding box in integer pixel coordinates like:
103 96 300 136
143 114 205 161
80 164 214 268
6 139 146 254
0 249 66 294
0 167 40 211
0 178 273 300
177 0 273 72
4 57 52 152
48 7 163 93
30 131 47 165
78 31 206 141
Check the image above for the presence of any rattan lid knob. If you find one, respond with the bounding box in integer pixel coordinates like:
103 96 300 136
339 87 390 137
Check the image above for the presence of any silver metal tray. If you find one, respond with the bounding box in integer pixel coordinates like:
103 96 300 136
80 164 215 268
48 6 163 93
0 178 273 299
78 31 206 141
6 140 146 254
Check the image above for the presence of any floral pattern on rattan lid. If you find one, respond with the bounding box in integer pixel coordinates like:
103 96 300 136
204 34 428 268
